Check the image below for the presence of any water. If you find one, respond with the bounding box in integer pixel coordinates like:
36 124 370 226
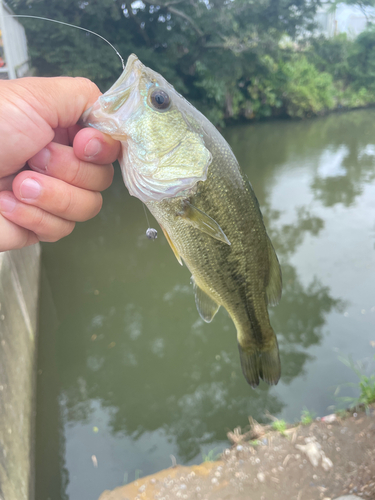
36 109 375 500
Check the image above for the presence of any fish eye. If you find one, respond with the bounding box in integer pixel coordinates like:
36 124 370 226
150 89 170 110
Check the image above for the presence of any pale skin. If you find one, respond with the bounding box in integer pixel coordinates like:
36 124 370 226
0 76 121 252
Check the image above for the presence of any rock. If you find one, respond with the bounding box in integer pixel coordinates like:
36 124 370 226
333 496 362 500
295 437 333 470
321 413 337 423
257 472 265 483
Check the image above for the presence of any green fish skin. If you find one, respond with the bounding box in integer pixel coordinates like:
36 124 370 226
82 54 282 387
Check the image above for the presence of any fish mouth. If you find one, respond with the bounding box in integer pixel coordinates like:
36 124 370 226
80 54 143 136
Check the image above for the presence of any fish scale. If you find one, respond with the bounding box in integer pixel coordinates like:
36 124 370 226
147 134 281 387
83 53 282 387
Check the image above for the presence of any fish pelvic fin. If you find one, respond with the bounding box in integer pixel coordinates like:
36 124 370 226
266 236 282 307
238 337 281 387
192 278 220 323
178 201 231 246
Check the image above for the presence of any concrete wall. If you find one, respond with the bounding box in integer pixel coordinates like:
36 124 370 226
0 245 41 500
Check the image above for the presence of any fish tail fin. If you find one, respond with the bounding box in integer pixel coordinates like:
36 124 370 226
238 337 281 388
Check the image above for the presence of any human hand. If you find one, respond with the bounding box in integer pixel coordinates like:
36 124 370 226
0 77 120 252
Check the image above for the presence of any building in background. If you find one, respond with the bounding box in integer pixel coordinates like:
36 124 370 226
0 0 29 79
316 2 375 38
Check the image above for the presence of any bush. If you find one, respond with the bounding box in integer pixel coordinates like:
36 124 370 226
281 56 335 118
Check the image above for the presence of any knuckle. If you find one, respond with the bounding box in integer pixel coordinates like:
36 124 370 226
103 165 115 189
85 192 103 220
59 190 75 215
67 160 86 187
74 77 101 98
88 193 103 220
95 193 103 215
41 222 75 243
31 208 48 231
62 222 76 238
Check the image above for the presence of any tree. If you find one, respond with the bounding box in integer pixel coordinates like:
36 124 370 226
9 0 322 120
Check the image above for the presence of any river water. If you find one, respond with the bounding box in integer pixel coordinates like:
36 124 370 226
36 109 375 500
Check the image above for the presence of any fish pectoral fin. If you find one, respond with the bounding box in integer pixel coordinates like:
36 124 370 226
266 236 282 307
160 226 183 266
192 278 220 323
179 201 231 246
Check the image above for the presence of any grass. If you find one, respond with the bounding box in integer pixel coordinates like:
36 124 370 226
337 354 375 409
300 408 315 425
271 419 287 435
202 447 222 462
249 439 261 447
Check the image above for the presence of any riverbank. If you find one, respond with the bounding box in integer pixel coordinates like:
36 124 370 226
0 245 41 500
99 405 375 500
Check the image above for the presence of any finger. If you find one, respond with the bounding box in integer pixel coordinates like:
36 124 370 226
7 77 102 129
0 173 17 191
73 127 121 165
0 212 38 252
12 172 103 222
53 127 70 146
0 192 75 243
52 125 82 146
28 142 114 191
0 77 102 174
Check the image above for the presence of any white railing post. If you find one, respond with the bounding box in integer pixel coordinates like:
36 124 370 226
0 1 29 79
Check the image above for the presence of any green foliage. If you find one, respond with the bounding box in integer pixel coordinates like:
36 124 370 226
300 407 315 425
338 355 375 409
336 408 348 418
249 439 261 447
282 56 335 117
202 447 222 462
309 33 352 80
271 419 287 435
9 0 322 122
348 27 375 91
308 29 375 110
8 0 375 123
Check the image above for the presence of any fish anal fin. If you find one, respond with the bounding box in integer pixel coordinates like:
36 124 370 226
266 236 282 307
193 278 220 323
160 226 183 266
179 201 231 246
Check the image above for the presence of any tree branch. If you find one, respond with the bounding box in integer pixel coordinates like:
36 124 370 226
142 0 204 37
168 6 204 36
123 0 151 45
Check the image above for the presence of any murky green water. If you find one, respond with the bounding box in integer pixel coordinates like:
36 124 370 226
36 109 375 500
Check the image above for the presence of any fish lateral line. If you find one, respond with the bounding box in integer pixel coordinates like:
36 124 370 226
11 14 125 70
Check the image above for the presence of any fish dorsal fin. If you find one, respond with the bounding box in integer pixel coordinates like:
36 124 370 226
266 236 282 306
160 225 183 266
179 201 231 246
192 278 220 323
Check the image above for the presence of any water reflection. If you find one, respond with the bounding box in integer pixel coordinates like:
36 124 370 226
36 109 375 500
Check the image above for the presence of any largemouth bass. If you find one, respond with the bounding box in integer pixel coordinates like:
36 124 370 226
82 54 282 387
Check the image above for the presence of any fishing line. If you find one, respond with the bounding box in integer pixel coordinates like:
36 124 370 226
11 15 125 70
12 14 158 240
143 204 157 240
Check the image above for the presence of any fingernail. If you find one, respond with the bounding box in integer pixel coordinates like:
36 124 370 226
84 138 101 158
20 179 42 200
28 147 50 172
0 194 16 213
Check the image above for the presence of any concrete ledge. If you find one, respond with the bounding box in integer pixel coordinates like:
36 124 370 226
0 245 41 500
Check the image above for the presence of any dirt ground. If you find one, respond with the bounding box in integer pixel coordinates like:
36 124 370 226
99 406 375 500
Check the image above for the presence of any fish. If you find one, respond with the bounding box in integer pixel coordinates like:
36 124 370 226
82 54 282 387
